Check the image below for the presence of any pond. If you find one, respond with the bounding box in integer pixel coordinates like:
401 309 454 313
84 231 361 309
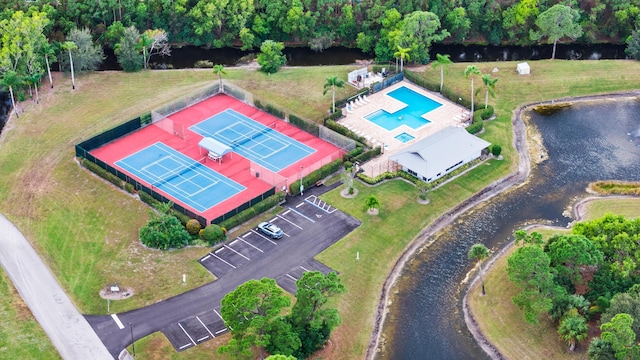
378 97 640 359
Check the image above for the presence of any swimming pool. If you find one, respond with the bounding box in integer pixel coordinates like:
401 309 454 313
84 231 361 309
394 132 415 143
364 86 442 131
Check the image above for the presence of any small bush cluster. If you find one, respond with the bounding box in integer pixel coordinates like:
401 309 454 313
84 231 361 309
194 60 214 68
323 110 342 122
186 219 202 235
490 144 502 157
138 190 191 225
289 159 343 195
352 146 381 164
201 224 225 245
218 192 286 230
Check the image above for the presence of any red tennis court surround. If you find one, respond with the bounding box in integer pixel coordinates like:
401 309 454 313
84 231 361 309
91 94 343 223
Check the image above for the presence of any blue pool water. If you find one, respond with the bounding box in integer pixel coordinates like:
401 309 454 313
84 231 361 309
394 132 415 143
364 86 442 131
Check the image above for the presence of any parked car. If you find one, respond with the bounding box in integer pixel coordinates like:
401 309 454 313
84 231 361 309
257 221 283 239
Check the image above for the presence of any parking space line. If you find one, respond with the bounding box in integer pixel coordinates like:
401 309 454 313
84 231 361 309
196 316 215 338
277 214 303 229
210 253 236 269
287 274 297 281
286 207 316 223
283 209 291 216
214 247 225 254
242 232 252 238
111 314 125 329
229 239 239 246
225 245 250 260
296 202 304 208
178 322 196 345
214 309 223 320
179 343 192 350
215 329 227 334
239 238 263 252
200 254 211 262
299 266 310 272
251 230 277 245
197 335 209 342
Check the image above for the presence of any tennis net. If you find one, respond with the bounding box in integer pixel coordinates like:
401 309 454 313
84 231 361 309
232 126 272 147
151 161 200 188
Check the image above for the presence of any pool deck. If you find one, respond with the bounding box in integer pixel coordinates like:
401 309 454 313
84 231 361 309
338 80 471 177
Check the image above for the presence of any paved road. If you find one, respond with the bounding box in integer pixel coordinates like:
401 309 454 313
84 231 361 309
87 185 361 357
0 214 113 360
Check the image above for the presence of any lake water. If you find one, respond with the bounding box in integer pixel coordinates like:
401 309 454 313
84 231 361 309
378 98 640 359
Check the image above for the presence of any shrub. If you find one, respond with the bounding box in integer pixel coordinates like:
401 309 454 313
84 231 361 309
353 146 381 163
480 105 494 120
201 224 226 245
186 219 202 235
344 161 353 170
323 110 342 122
194 60 214 68
289 159 343 195
139 207 190 250
491 144 502 157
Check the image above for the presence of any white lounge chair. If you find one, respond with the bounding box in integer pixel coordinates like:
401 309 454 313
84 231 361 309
355 98 364 106
349 100 357 109
346 105 354 113
362 94 371 103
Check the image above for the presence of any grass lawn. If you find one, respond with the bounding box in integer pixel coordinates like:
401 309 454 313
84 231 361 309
468 199 640 359
2 59 640 358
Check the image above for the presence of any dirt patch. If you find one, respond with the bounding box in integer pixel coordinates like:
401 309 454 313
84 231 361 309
367 208 379 216
340 187 358 198
100 286 135 300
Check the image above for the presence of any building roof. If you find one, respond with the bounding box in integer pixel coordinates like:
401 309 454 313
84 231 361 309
389 126 490 179
198 137 232 156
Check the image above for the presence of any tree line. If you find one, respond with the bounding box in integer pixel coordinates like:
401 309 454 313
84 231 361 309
499 215 640 358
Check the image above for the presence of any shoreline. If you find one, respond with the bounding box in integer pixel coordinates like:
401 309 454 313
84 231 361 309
366 91 640 360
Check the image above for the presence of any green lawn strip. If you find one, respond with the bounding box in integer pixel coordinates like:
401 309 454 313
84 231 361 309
0 270 60 359
468 198 640 359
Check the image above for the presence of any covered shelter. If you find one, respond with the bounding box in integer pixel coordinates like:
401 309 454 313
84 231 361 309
516 62 530 75
198 137 232 164
389 126 490 183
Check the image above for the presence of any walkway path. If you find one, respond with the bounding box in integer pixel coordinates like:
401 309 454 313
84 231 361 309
0 214 113 360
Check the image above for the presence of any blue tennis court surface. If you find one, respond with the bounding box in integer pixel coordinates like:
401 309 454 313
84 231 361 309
190 109 315 172
116 143 245 212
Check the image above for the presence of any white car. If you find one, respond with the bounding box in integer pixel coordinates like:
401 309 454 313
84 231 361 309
257 222 283 239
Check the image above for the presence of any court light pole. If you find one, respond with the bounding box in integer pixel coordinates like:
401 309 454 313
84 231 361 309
299 166 304 196
129 322 135 357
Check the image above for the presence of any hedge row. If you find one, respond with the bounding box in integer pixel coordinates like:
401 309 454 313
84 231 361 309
138 190 191 225
218 191 286 230
254 99 285 119
466 105 495 134
325 119 367 145
81 158 135 194
289 113 320 135
353 146 381 164
334 88 370 109
343 146 364 162
324 110 342 123
289 159 343 196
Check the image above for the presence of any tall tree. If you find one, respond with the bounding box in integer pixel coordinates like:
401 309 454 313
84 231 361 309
394 45 411 72
600 313 638 360
323 75 345 113
115 26 143 72
468 244 490 295
0 70 21 118
477 73 498 109
558 309 588 352
219 278 291 359
626 30 640 60
398 11 449 64
61 41 78 89
189 0 255 47
432 53 453 93
257 40 286 74
530 4 583 60
212 64 226 92
140 29 171 69
25 72 42 104
464 65 481 115
544 234 603 287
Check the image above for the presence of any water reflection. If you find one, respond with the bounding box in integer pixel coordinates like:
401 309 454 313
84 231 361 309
379 99 640 359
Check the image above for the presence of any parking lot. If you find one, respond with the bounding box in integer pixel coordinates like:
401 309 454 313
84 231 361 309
160 194 357 352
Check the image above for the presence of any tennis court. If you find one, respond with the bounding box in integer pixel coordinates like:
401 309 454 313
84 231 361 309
190 109 316 172
116 143 245 212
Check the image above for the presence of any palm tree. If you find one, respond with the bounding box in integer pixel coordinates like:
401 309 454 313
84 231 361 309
41 42 56 88
477 73 498 109
1 70 21 118
394 45 411 72
364 195 380 212
212 64 226 92
62 41 78 90
464 65 481 115
468 244 489 295
323 76 345 113
26 72 42 104
432 53 453 93
558 309 588 352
